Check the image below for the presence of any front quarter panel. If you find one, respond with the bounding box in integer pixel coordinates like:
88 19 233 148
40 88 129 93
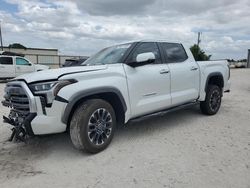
57 64 131 122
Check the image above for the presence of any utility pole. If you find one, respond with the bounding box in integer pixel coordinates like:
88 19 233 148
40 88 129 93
197 32 202 48
247 49 250 68
0 21 3 51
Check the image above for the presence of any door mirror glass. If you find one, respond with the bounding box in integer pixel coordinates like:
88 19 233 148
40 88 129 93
136 52 156 63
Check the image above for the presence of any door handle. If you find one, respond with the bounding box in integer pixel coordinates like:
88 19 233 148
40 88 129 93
160 69 170 74
190 67 198 71
0 66 5 68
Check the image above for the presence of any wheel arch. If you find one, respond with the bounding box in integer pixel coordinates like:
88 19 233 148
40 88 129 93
62 87 127 128
205 72 224 92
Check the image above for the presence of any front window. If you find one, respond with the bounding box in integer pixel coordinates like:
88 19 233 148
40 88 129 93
82 43 132 66
16 58 30 65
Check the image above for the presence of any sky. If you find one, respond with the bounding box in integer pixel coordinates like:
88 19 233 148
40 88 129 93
0 0 249 59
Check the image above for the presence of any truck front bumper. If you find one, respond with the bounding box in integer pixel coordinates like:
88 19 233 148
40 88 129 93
2 81 67 137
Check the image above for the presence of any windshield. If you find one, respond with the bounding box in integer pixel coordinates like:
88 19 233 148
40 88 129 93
82 43 132 66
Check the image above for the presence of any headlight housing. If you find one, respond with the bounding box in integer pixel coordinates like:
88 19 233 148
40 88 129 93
29 79 77 105
29 81 58 93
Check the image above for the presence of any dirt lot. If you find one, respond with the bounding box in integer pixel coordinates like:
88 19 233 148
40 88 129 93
0 69 249 188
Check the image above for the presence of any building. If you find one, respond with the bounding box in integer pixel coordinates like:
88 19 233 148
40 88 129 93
2 46 88 68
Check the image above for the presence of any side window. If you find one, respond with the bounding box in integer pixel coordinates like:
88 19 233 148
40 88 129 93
0 57 13 65
161 43 188 63
16 58 30 66
127 42 161 64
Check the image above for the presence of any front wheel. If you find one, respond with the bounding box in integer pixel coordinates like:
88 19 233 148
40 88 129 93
200 85 222 115
70 99 116 153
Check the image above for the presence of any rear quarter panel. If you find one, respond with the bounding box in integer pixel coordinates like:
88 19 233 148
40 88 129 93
197 60 230 101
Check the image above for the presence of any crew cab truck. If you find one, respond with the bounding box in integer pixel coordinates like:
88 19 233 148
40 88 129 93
2 41 230 153
0 51 49 79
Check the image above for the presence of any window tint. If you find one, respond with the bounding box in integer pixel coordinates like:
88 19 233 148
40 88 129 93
16 58 30 65
161 43 188 63
0 57 13 65
127 42 161 64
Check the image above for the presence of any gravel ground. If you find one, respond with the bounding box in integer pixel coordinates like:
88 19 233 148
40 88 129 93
0 69 249 188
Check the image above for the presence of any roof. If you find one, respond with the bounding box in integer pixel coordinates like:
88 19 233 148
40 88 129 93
3 46 58 51
138 39 182 43
0 51 24 57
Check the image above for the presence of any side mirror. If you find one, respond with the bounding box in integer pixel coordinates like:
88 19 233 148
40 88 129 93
136 52 155 63
128 52 156 67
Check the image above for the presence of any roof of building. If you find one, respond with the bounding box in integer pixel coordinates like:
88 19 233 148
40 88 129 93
3 46 58 51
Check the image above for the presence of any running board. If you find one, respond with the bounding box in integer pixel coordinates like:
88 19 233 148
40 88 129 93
129 101 199 123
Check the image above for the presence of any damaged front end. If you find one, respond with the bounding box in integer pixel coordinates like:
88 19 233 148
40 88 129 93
2 81 36 142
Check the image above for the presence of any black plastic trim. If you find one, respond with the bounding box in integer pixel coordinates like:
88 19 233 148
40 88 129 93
55 95 68 103
205 72 224 92
23 113 36 136
61 87 127 124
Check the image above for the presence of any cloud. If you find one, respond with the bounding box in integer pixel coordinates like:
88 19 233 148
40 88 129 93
75 0 155 16
0 0 249 59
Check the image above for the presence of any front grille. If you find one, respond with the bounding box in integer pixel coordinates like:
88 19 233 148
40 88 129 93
2 83 30 116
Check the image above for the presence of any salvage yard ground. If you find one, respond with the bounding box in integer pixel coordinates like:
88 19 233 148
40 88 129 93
0 69 250 188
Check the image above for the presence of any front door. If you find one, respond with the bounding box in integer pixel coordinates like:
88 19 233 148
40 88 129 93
123 42 171 118
15 57 35 76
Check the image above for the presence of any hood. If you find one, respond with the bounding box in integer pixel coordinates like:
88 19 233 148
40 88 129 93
14 65 108 83
34 64 50 70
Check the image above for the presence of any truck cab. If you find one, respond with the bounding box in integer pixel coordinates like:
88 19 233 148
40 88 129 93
0 52 49 79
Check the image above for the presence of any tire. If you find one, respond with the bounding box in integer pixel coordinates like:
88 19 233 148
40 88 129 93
200 85 222 115
70 99 116 153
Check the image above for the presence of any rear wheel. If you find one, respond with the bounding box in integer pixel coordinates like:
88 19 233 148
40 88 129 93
200 85 222 115
70 99 116 153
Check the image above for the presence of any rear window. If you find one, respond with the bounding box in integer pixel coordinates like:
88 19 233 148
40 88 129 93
0 57 13 65
161 43 188 63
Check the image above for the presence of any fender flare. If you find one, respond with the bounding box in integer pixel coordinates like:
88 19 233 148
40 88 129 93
204 72 224 92
61 87 127 124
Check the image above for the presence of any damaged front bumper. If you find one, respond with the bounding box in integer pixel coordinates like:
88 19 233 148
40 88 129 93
1 81 38 141
3 113 36 141
2 81 67 141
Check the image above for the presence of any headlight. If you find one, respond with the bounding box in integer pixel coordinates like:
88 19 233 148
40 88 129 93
29 79 77 105
29 81 58 93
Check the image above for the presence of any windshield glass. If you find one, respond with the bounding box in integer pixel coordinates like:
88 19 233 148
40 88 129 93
82 43 132 65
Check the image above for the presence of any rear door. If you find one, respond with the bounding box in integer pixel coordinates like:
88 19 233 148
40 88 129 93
124 42 171 118
0 56 15 78
160 43 199 106
15 57 35 76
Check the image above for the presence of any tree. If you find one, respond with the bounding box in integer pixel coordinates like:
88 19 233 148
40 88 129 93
190 44 211 61
8 43 27 49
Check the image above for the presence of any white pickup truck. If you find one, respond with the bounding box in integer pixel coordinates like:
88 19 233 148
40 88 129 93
2 40 230 153
0 52 49 79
